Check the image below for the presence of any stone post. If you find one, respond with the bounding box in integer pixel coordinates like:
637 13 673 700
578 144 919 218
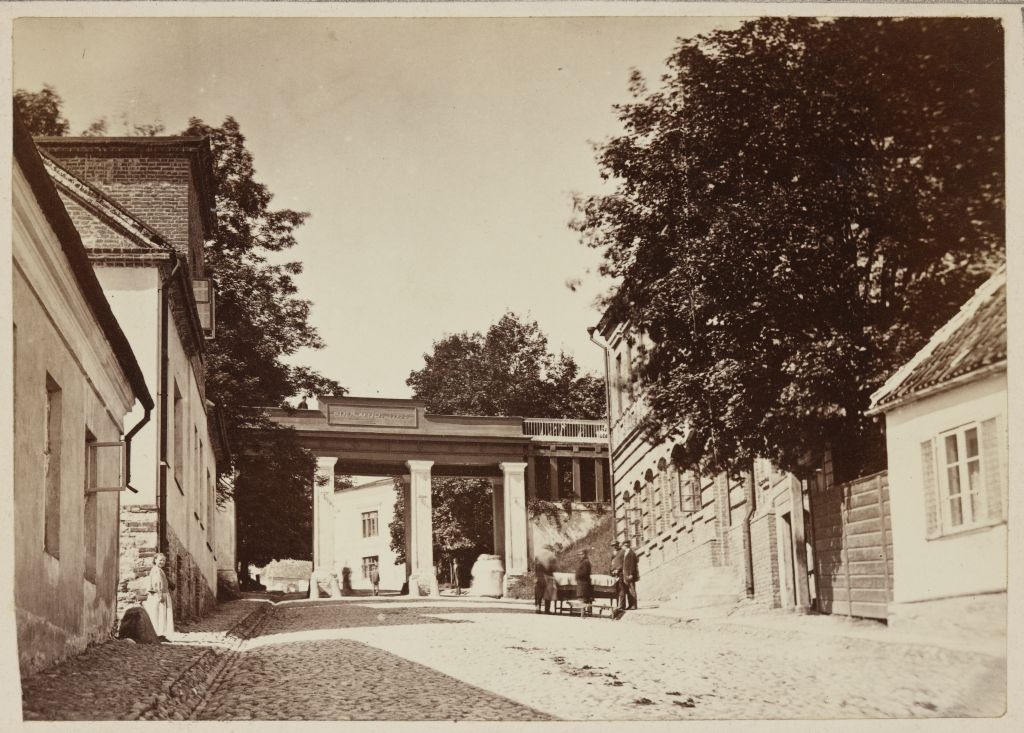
406 460 439 596
310 456 338 599
491 477 505 558
500 462 529 597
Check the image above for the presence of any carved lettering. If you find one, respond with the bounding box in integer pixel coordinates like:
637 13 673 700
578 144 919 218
328 404 418 428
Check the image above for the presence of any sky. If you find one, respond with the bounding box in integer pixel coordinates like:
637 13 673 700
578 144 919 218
14 14 748 399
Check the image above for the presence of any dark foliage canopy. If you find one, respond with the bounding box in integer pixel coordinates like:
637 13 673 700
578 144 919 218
574 17 1004 479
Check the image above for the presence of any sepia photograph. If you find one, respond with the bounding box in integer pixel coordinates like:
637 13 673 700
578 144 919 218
4 2 1014 725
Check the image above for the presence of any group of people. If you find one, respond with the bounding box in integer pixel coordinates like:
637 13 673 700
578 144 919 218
532 539 640 618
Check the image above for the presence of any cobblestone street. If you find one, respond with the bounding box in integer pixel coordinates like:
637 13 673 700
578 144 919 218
22 596 1005 721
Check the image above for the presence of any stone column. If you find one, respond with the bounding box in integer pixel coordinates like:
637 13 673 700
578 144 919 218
311 456 339 599
406 460 438 596
491 477 505 558
401 476 412 585
500 462 529 597
595 459 605 503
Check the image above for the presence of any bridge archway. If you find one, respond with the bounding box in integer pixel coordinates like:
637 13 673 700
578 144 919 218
268 395 609 597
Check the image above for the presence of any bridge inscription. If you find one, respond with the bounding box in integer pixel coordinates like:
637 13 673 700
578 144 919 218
327 404 418 428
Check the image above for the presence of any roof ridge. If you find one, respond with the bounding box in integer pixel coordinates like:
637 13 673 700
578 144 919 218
40 152 171 251
869 266 1006 412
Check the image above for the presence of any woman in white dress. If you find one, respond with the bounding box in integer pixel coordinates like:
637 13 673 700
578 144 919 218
144 553 175 639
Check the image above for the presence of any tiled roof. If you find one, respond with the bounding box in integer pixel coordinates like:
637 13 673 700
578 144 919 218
869 267 1007 412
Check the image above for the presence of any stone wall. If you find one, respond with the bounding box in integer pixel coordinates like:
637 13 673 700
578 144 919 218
168 524 217 623
117 504 159 620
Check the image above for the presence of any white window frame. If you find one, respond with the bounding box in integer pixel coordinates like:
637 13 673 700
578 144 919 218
361 510 379 538
937 422 985 534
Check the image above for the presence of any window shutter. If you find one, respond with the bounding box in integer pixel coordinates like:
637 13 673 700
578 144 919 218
920 439 939 539
980 417 1004 522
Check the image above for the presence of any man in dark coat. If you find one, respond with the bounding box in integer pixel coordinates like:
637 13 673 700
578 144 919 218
610 541 625 613
622 540 639 610
575 549 594 616
370 566 381 596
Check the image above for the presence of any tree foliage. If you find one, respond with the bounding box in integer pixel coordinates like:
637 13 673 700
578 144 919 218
387 477 493 584
234 426 316 568
573 17 1004 480
14 85 70 136
407 312 605 419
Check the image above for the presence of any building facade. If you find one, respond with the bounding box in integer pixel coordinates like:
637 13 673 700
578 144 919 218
591 317 813 616
869 268 1007 639
13 120 153 674
328 477 406 592
36 136 230 624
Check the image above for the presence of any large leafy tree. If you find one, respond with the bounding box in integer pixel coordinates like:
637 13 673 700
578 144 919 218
407 312 605 420
391 313 606 577
15 89 343 569
182 116 344 574
573 17 1004 481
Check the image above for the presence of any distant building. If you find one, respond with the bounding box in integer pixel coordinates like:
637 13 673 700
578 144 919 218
12 118 153 674
869 267 1007 639
36 135 231 623
330 477 406 592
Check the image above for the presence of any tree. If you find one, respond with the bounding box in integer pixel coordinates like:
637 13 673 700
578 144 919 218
392 313 607 577
573 17 1004 481
407 312 605 419
234 426 316 570
14 85 70 135
184 116 344 574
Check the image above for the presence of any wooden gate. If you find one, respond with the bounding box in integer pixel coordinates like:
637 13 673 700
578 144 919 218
809 471 894 620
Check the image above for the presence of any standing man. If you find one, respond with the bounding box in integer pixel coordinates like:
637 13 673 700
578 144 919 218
610 541 625 617
370 564 381 596
575 549 594 617
622 540 639 610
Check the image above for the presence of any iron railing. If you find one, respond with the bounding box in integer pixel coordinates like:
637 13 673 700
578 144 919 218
523 417 609 443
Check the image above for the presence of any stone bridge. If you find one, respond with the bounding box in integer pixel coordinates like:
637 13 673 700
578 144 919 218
267 396 609 596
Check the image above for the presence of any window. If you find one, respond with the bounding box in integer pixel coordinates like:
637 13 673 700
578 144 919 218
361 511 379 538
192 278 216 339
614 353 624 418
679 469 702 513
44 374 63 558
84 429 98 582
194 430 202 522
173 383 184 492
939 425 984 529
207 469 215 543
362 556 379 579
923 418 1005 538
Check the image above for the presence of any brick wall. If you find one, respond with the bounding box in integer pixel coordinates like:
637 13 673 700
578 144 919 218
40 152 198 269
751 510 781 608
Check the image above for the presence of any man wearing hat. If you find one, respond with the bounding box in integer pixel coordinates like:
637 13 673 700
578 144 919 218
610 541 625 617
